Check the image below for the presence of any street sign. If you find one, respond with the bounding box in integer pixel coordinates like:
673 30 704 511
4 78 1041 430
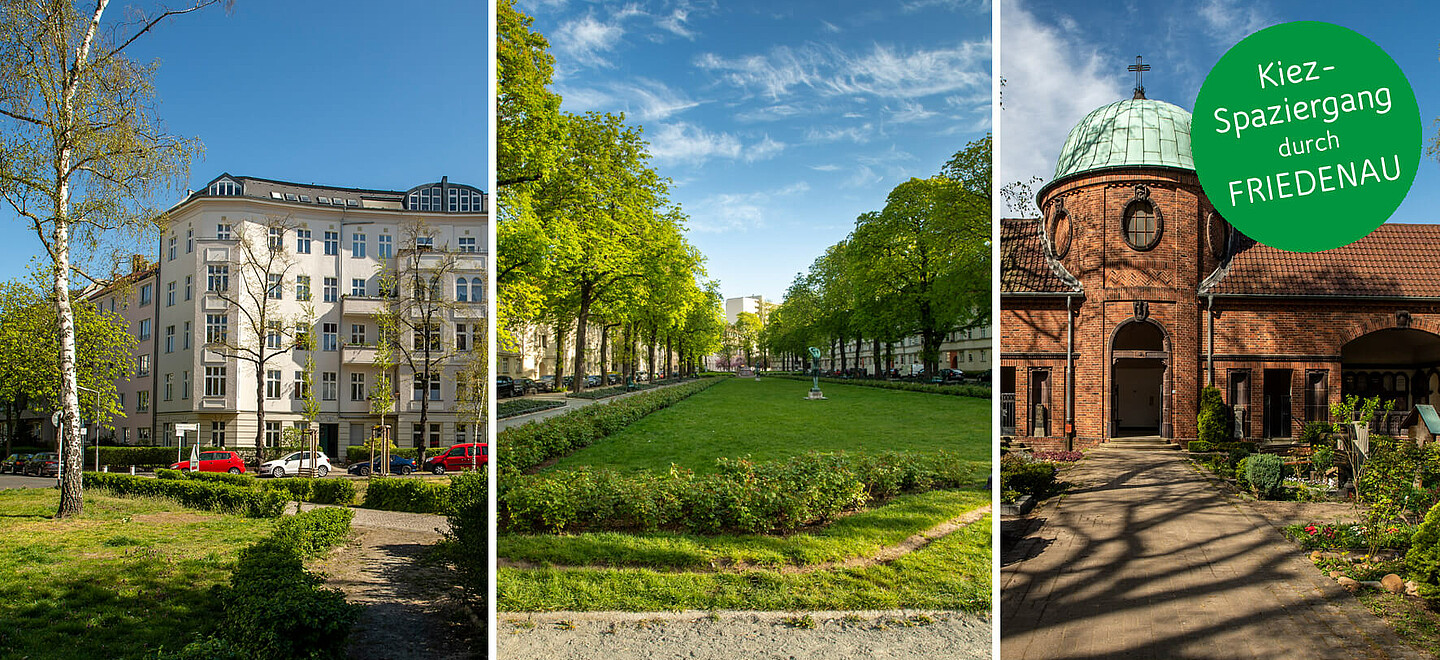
175 423 199 432
51 410 62 426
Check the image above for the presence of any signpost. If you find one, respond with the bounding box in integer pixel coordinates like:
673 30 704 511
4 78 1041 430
175 423 199 465
50 410 63 485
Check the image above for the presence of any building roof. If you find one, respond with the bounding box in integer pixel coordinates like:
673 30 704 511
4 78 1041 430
1049 98 1193 189
178 173 488 214
1000 217 1082 294
1201 223 1440 299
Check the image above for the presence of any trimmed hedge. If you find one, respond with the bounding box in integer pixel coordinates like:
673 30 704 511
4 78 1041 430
192 508 360 660
363 477 452 514
152 469 355 506
500 451 979 535
498 377 724 474
339 446 425 465
1187 440 1256 454
445 470 488 601
157 468 258 488
1000 453 1058 501
767 374 990 398
96 446 185 468
498 398 566 419
86 472 286 517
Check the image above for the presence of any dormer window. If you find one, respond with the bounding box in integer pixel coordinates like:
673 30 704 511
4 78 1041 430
208 179 241 196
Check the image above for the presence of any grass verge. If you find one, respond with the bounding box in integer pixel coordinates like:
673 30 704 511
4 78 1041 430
499 488 987 569
496 515 991 612
0 488 275 659
547 377 988 473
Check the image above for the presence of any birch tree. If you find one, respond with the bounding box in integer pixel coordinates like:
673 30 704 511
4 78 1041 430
0 0 224 516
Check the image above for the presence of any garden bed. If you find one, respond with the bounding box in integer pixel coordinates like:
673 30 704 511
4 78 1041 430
498 397 566 419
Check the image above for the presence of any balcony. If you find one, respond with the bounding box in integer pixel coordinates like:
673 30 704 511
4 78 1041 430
342 344 379 364
342 296 387 317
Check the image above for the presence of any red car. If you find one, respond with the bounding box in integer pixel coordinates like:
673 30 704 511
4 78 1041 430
424 443 488 474
169 450 246 474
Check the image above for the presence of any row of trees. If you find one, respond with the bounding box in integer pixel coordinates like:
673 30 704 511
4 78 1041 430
497 0 724 391
763 137 992 377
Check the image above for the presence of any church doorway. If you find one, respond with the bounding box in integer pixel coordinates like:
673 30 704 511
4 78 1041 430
1111 320 1167 437
1262 369 1292 438
1340 327 1440 435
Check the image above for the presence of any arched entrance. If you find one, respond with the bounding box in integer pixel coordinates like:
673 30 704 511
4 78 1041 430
1341 328 1440 435
1111 319 1169 437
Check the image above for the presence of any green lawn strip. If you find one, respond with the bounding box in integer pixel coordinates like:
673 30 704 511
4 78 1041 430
498 489 988 569
0 489 275 659
546 377 989 474
496 515 991 612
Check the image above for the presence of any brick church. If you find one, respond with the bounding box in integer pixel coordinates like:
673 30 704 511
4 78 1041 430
1000 87 1440 450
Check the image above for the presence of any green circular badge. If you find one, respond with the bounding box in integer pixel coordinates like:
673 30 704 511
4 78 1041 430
1192 21 1420 252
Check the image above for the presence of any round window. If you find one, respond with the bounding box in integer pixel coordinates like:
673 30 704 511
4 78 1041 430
1049 209 1072 258
1122 200 1161 251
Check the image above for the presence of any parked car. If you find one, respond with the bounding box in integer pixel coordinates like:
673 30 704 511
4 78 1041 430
496 375 516 399
535 375 557 392
259 451 333 478
605 373 621 385
23 452 58 477
939 368 966 383
585 374 602 387
1 453 31 474
512 377 538 396
169 450 246 474
965 369 992 385
423 442 488 474
347 455 415 477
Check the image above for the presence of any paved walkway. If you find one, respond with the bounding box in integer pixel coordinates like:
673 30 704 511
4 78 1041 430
1001 449 1428 660
497 379 697 431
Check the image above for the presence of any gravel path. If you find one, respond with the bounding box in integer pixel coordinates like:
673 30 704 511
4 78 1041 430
294 502 450 534
497 610 991 659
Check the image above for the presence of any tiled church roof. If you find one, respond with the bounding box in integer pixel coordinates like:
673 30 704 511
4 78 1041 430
1203 223 1440 298
1001 217 1082 294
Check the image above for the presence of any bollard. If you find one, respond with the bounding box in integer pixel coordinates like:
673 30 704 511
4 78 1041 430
129 466 135 475
102 466 108 473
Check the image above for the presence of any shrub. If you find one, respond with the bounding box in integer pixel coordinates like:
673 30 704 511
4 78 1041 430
1246 453 1284 499
1285 521 1414 551
446 470 488 601
85 472 286 517
1300 421 1331 447
214 540 359 659
1313 446 1335 475
1001 454 1057 500
309 479 357 506
181 470 258 488
498 398 566 419
96 446 183 468
1187 440 1216 453
767 374 990 398
363 477 451 514
1196 386 1233 444
1408 503 1440 602
271 508 355 558
1235 456 1251 488
1033 451 1083 462
498 377 724 473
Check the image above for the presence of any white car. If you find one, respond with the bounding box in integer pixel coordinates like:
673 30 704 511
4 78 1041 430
259 451 333 478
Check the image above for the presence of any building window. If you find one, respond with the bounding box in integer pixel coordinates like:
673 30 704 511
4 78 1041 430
456 278 468 302
1122 200 1161 250
323 231 339 255
1305 371 1330 423
351 278 366 297
377 234 392 259
168 236 176 261
351 372 366 401
204 366 226 397
350 323 366 345
184 275 192 300
182 370 190 399
183 321 191 349
137 353 150 376
266 370 281 399
455 423 469 445
415 236 434 251
470 277 484 303
163 373 173 401
296 275 311 301
294 371 309 399
322 323 338 351
139 283 152 306
136 391 149 413
429 423 440 447
321 372 337 401
268 226 284 250
458 237 476 253
266 322 283 350
351 233 366 258
205 314 227 344
455 323 468 351
186 228 193 253
216 223 232 241
207 265 229 292
210 421 226 447
264 422 281 447
138 318 151 340
323 277 338 302
413 324 441 351
413 373 441 401
166 281 175 306
296 229 312 254
295 323 310 350
209 179 241 196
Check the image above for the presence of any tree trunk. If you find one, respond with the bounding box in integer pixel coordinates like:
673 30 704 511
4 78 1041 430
54 221 83 517
665 335 673 379
647 324 657 383
254 365 267 462
872 339 882 379
572 280 593 394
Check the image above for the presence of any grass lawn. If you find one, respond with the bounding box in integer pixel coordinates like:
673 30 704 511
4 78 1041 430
546 377 989 473
0 488 275 659
500 489 988 569
497 514 991 612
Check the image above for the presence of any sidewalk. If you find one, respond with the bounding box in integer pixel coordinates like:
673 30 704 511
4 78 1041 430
1001 449 1427 660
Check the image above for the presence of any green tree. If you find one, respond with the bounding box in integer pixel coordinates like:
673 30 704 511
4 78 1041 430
0 0 222 517
498 0 561 189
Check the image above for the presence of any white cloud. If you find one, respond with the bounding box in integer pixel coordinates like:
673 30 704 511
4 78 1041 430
658 8 695 39
809 164 841 172
558 78 704 121
804 124 872 144
694 47 820 101
648 122 741 165
555 14 624 68
1196 0 1274 45
820 20 841 33
998 1 1124 194
686 182 810 233
888 101 937 124
745 135 787 162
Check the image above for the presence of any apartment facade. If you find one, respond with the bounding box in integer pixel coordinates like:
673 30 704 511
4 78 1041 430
125 173 490 460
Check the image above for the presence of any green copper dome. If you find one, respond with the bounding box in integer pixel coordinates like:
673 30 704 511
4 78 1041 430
1051 98 1194 183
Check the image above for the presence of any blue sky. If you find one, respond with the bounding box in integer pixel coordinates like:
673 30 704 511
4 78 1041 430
522 0 992 301
1000 0 1440 226
0 0 485 282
